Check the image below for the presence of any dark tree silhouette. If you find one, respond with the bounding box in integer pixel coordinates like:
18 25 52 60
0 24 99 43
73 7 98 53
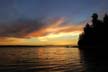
78 13 107 49
78 13 108 72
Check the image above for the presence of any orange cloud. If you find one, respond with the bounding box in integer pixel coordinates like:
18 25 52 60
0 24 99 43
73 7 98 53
0 37 25 45
0 17 83 45
27 18 83 37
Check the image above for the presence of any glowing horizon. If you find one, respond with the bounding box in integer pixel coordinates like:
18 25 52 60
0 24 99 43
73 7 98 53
0 31 82 46
0 17 83 46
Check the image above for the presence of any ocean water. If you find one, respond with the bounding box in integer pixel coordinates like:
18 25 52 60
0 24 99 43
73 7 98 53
0 47 85 72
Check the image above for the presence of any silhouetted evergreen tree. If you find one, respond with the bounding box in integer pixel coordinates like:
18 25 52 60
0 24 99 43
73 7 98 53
78 13 108 49
78 13 108 72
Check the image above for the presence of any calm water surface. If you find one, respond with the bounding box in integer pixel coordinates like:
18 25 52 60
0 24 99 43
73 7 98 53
0 47 85 72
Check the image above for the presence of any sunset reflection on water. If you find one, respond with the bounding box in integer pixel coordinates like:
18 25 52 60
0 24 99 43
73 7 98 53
0 47 85 72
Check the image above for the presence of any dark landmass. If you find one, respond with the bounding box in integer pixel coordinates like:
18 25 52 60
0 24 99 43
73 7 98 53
78 13 108 72
78 13 108 49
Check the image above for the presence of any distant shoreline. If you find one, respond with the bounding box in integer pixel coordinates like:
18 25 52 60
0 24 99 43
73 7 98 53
0 45 78 48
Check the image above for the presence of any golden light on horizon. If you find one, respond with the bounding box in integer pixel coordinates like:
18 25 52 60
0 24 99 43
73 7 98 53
0 31 82 45
0 18 83 46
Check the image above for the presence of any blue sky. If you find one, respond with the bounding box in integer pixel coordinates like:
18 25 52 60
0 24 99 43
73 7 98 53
0 0 108 23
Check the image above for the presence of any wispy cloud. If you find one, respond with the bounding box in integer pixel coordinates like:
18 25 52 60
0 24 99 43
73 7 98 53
27 18 83 37
0 18 83 45
0 19 46 37
0 17 83 38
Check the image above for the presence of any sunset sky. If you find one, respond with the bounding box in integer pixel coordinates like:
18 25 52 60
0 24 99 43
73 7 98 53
0 0 108 45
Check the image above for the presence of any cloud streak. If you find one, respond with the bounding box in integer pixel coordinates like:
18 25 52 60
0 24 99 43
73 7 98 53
0 19 46 38
0 18 83 38
27 18 83 37
0 17 83 45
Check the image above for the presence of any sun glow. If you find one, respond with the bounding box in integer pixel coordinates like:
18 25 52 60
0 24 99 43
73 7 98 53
0 18 83 46
0 31 81 45
34 31 81 45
